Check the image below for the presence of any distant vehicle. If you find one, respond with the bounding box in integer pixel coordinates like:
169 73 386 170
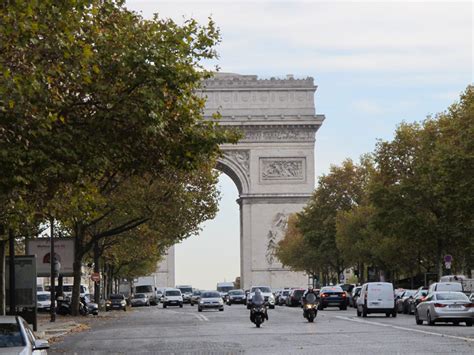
190 290 202 306
247 286 275 309
428 282 463 294
278 289 291 306
0 316 49 354
408 287 429 314
396 290 416 314
131 293 151 307
439 275 474 293
36 291 51 312
227 289 246 305
336 283 355 306
356 282 396 318
176 285 193 304
134 285 158 305
163 288 183 308
318 286 347 310
198 291 224 312
83 294 99 315
216 282 235 299
56 284 89 298
106 294 127 311
415 291 473 326
286 289 305 307
351 286 362 308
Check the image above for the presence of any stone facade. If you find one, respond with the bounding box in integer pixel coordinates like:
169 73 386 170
155 73 324 289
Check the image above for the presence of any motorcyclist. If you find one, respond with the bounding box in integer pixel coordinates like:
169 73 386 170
302 286 318 305
250 288 269 321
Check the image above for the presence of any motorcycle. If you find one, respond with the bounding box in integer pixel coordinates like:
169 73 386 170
56 296 89 316
303 293 318 323
250 304 267 328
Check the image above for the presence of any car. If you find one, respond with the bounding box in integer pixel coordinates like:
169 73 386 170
318 286 347 310
356 282 396 317
396 290 416 314
106 294 127 311
415 291 473 326
336 283 355 306
227 289 246 305
0 315 49 354
176 285 193 304
428 282 463 293
247 286 275 309
351 286 362 308
286 288 305 307
470 293 474 302
134 285 158 305
278 289 291 306
407 287 428 314
198 291 224 312
190 290 202 306
83 294 99 315
131 293 151 307
163 288 183 308
36 291 51 312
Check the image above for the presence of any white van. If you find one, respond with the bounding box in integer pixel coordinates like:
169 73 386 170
428 282 463 293
356 282 396 317
162 288 183 308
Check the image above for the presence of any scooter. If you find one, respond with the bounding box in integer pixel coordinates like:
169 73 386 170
303 293 318 323
56 296 89 316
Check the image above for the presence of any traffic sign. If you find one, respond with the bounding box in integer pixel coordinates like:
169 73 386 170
444 255 453 263
91 272 100 282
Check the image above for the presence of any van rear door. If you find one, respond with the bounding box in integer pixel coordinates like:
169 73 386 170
367 283 394 309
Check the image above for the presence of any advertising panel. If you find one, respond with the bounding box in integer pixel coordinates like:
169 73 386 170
26 238 75 277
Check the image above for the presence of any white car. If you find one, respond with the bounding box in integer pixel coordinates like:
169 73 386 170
198 291 224 312
356 282 396 317
36 291 51 312
0 316 49 354
247 286 275 309
163 288 183 308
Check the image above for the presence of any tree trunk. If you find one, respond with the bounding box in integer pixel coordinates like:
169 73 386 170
8 229 16 315
93 240 100 304
0 240 6 315
71 223 84 316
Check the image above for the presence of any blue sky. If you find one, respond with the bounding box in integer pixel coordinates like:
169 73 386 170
126 0 473 289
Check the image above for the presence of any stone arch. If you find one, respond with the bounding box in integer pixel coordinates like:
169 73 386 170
216 150 250 195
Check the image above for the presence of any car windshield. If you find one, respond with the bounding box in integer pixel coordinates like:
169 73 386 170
166 290 181 296
229 290 244 295
0 323 25 348
135 294 146 299
217 286 234 293
178 287 193 294
282 291 290 296
37 294 50 301
435 292 469 301
293 290 305 297
321 287 343 293
193 291 201 295
110 294 124 300
252 287 271 293
202 292 221 298
136 286 153 293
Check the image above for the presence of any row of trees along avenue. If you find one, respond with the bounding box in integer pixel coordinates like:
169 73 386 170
0 1 237 316
276 87 474 287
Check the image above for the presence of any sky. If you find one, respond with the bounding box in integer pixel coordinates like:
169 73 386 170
125 0 473 290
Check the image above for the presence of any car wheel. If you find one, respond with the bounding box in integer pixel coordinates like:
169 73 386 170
219 308 224 312
362 306 367 318
270 305 275 309
453 321 459 326
392 309 397 317
403 305 408 314
340 305 347 311
415 310 423 325
385 312 390 317
427 311 435 326
466 320 473 327
163 304 167 309
179 304 183 308
356 307 361 317
198 307 202 312
123 307 126 312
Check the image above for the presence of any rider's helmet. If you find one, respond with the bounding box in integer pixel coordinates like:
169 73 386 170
308 286 314 293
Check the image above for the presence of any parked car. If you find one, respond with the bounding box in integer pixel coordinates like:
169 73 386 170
415 291 473 326
227 289 246 305
396 290 416 314
131 293 151 307
319 286 347 310
351 286 362 308
198 291 224 312
83 294 99 315
408 287 429 314
36 291 51 312
190 290 202 306
106 294 127 311
356 282 396 317
163 288 183 308
278 289 291 306
286 289 305 307
0 316 49 354
247 286 275 309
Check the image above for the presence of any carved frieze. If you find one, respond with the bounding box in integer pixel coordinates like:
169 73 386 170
266 212 289 266
224 150 250 176
239 126 315 143
260 158 305 181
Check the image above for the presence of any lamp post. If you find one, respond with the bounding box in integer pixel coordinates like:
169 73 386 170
50 219 55 322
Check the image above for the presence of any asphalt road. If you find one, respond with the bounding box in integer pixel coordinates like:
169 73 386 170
51 303 474 354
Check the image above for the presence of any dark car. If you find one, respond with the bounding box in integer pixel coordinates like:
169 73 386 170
227 289 246 305
337 283 355 306
106 294 127 311
408 287 428 314
396 290 417 314
286 289 305 307
318 286 347 310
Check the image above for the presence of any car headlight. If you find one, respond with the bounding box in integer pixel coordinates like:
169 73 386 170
121 300 126 305
199 300 204 304
219 299 224 304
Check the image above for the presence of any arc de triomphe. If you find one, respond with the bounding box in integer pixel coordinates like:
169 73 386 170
155 73 324 290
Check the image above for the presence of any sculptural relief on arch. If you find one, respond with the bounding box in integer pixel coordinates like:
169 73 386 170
154 73 325 289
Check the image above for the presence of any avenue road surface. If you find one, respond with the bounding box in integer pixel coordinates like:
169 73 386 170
51 303 474 354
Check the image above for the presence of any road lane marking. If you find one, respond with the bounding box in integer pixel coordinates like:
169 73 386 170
335 315 474 343
165 309 209 322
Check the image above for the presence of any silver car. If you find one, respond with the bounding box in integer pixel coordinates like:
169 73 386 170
131 293 151 307
0 315 49 354
198 291 224 312
415 291 474 326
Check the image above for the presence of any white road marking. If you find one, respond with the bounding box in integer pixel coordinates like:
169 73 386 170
335 315 474 343
165 309 209 322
